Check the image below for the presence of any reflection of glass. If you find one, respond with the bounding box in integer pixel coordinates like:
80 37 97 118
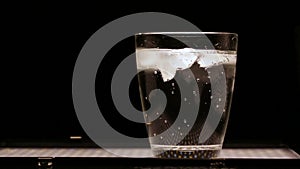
135 32 238 159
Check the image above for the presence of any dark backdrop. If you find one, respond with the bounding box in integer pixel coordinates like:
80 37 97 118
1 2 300 153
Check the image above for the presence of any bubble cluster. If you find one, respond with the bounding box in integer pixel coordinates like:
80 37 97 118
155 149 220 159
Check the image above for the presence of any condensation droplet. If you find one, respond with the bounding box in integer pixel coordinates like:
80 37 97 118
145 97 148 100
180 132 183 136
219 98 222 102
172 133 175 136
171 83 175 86
208 76 210 79
205 82 208 85
184 98 187 101
144 113 148 117
209 89 211 92
196 78 200 82
210 96 213 99
183 119 187 123
192 91 196 95
187 124 190 127
171 91 174 95
204 102 207 105
154 70 157 74
207 71 211 74
153 133 156 136
178 127 181 130
164 120 167 124
216 105 219 108
160 136 163 140
221 71 224 74
156 112 159 115
223 109 226 112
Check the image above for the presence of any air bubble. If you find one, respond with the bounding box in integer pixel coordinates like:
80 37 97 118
172 133 175 136
153 133 156 136
208 76 210 79
219 98 222 102
184 98 187 101
216 105 219 108
145 96 148 100
160 136 163 140
171 83 175 86
164 120 167 124
154 70 157 74
204 102 207 105
183 119 187 123
196 78 200 82
180 132 183 136
210 96 213 99
178 127 181 130
221 71 224 74
156 112 159 115
187 124 190 127
209 89 211 92
171 91 174 95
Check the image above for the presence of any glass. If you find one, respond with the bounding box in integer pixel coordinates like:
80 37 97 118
135 32 238 159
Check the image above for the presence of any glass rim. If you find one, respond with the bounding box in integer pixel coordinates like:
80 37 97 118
135 32 238 36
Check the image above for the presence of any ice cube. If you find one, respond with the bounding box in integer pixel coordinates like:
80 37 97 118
136 48 236 82
136 48 198 81
197 51 236 68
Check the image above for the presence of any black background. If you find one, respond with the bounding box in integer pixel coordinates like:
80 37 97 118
1 2 300 153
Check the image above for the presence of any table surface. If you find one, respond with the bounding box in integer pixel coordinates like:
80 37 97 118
0 147 299 159
1 148 299 169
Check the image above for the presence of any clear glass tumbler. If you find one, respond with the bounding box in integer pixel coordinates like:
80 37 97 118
135 32 238 159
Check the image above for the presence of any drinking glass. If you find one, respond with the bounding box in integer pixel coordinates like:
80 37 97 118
135 32 238 159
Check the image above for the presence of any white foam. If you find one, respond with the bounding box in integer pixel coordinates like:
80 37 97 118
136 48 236 82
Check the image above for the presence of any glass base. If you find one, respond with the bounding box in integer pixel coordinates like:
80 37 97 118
151 144 222 159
